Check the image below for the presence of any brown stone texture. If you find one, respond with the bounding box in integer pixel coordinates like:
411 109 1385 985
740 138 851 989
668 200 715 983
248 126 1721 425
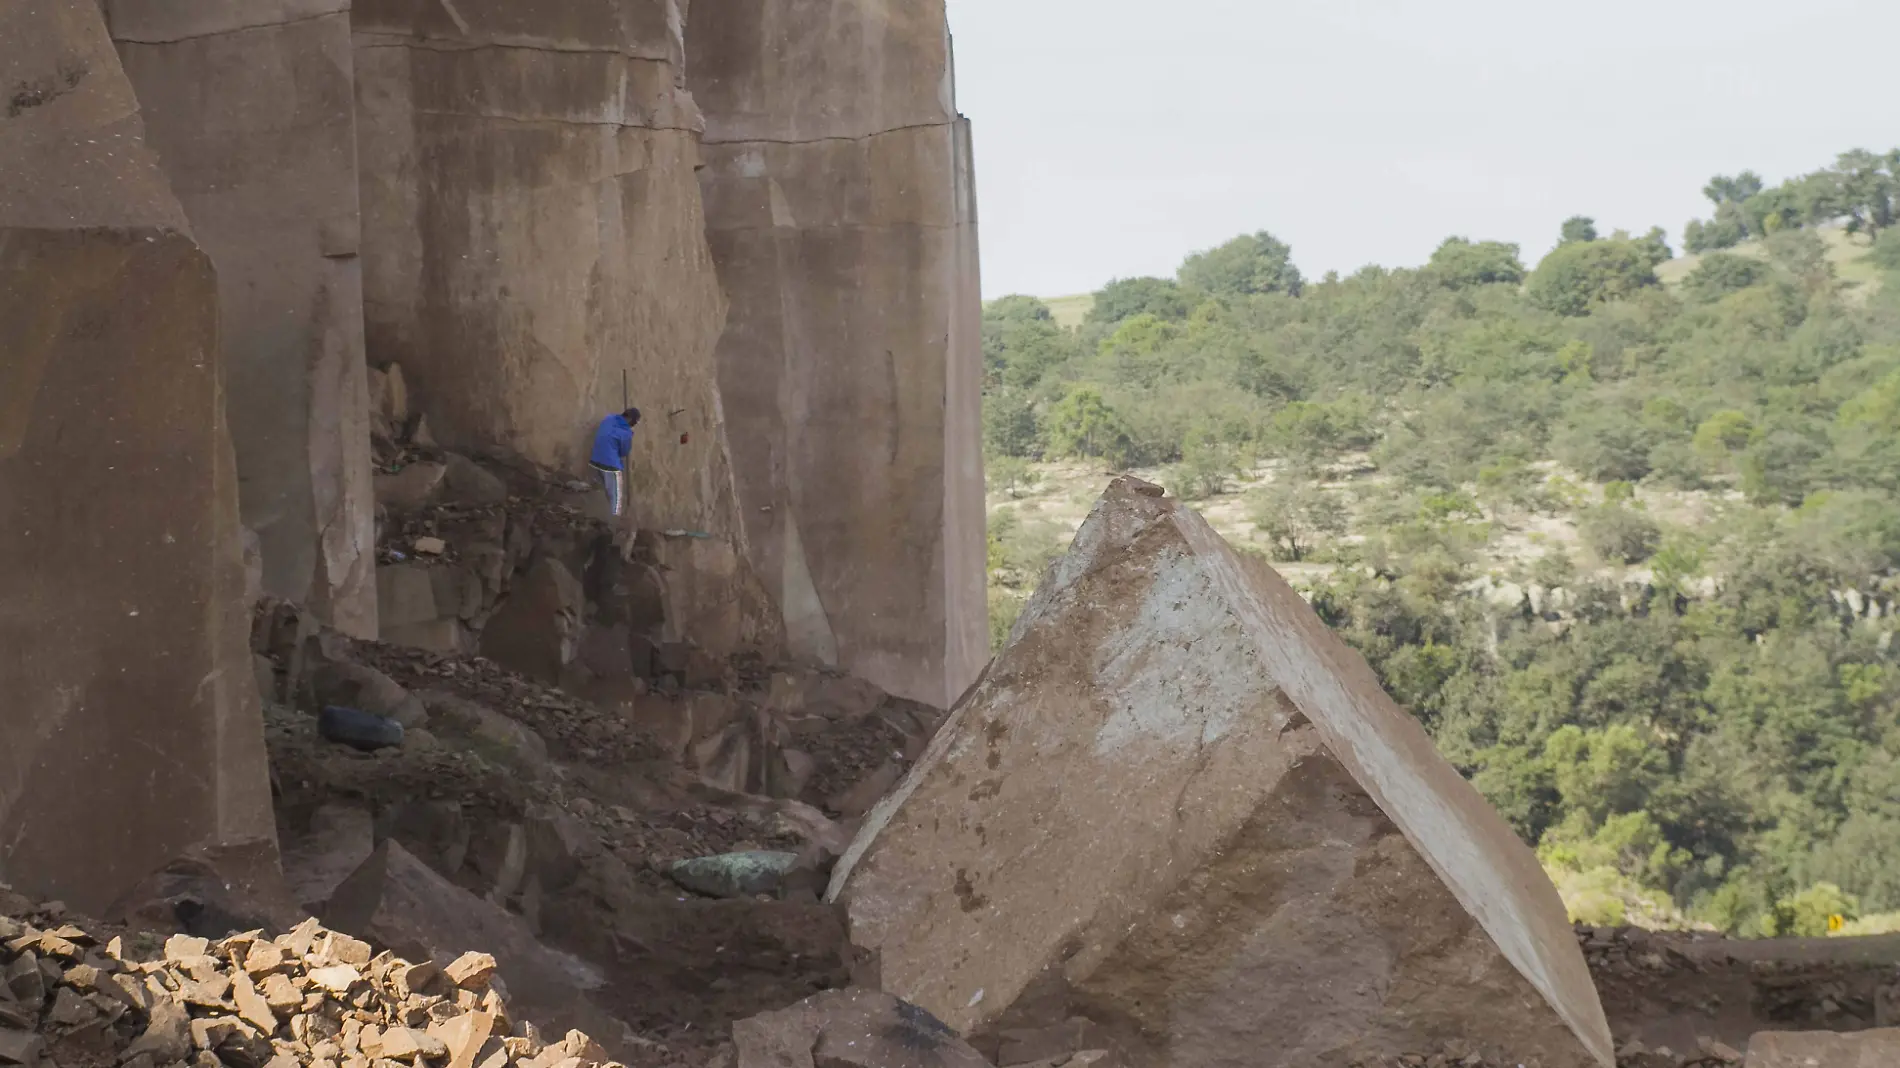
0 0 274 912
690 0 987 708
351 0 746 545
322 840 623 1050
731 989 993 1068
829 479 1613 1068
107 0 379 638
1745 1029 1900 1068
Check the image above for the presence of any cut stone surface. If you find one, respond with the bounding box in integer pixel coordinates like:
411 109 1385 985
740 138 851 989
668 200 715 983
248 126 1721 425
1746 1029 1900 1067
281 805 377 915
351 0 746 547
829 478 1613 1068
731 989 992 1068
690 0 985 708
108 0 378 638
480 559 584 685
0 0 276 914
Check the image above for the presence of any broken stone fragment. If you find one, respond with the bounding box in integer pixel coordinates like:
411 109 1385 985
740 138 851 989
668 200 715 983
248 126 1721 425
128 1000 195 1062
0 1029 43 1066
261 974 302 1015
393 962 441 999
243 941 288 977
47 986 99 1028
4 954 43 1003
234 970 278 1035
665 853 801 900
316 933 375 969
373 1027 447 1061
829 480 1614 1068
191 1016 243 1051
426 1011 495 1068
308 965 362 993
166 935 212 962
442 954 497 993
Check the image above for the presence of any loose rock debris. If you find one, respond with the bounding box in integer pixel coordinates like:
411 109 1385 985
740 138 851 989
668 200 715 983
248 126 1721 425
0 890 618 1068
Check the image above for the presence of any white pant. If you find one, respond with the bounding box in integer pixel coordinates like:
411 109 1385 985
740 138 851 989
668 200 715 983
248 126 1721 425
593 465 625 517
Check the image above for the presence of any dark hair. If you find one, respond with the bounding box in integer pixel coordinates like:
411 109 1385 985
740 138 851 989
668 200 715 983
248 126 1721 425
623 407 642 425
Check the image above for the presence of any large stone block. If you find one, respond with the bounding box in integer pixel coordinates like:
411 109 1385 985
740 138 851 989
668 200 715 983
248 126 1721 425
107 0 379 638
0 0 274 912
351 0 745 545
829 479 1612 1068
690 0 986 708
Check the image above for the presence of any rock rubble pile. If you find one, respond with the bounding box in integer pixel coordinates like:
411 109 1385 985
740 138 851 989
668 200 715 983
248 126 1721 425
0 891 622 1068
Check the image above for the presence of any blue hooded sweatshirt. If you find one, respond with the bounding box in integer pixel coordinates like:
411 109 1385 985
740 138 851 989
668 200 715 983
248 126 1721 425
590 413 634 470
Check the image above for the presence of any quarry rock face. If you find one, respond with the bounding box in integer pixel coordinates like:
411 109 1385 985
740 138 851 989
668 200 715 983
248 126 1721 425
829 479 1613 1068
351 0 746 548
107 0 379 638
690 0 988 708
0 0 275 912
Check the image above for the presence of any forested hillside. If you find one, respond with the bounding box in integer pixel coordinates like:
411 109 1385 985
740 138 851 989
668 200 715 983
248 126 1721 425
982 149 1900 937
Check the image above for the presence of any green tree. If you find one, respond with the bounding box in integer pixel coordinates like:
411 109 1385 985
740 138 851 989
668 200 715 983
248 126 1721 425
1771 883 1860 937
1251 483 1348 561
983 296 1077 388
1683 252 1771 303
1554 406 1656 482
1177 231 1304 298
983 388 1042 459
1560 216 1600 245
1088 277 1194 325
1045 386 1136 466
1527 238 1662 316
1426 237 1527 289
988 454 1034 498
1175 431 1244 500
1579 504 1662 564
1693 410 1757 467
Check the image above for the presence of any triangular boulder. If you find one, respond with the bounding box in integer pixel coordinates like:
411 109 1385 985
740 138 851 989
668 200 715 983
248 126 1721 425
828 478 1612 1068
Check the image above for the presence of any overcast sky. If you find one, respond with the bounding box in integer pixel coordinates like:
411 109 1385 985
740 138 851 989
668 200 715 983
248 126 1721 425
947 0 1900 299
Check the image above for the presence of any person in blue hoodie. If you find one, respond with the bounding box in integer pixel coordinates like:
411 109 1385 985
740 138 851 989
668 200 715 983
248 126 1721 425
589 408 641 517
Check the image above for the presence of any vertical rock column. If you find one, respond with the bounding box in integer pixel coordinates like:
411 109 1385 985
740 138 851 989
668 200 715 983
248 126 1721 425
105 0 379 638
0 0 276 912
351 0 745 543
689 0 988 708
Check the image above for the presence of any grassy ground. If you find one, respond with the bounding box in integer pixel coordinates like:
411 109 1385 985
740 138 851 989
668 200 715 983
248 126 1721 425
1656 225 1883 298
1043 293 1094 329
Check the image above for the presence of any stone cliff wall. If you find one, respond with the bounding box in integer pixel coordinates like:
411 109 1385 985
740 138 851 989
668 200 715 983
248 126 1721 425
107 0 380 639
690 0 988 707
0 0 276 912
351 0 746 543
